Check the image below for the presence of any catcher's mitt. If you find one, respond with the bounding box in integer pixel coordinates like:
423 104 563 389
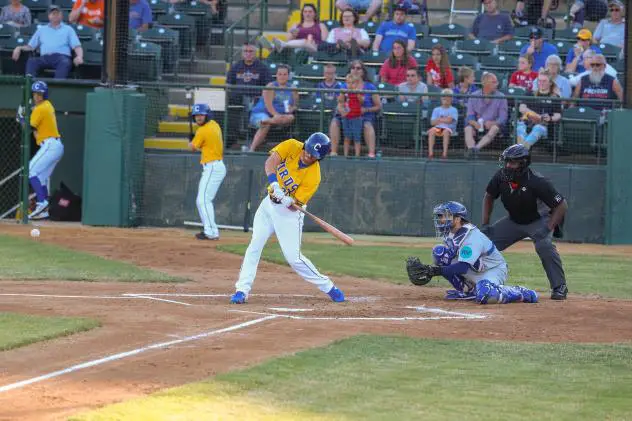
406 256 440 286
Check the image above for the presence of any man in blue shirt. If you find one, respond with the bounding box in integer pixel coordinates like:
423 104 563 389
129 0 152 32
519 26 558 72
469 0 514 44
372 6 416 53
565 28 601 74
11 4 83 79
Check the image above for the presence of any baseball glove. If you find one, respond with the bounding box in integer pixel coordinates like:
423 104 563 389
406 256 441 286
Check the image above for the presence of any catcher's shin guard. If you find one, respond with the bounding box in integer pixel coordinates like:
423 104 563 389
475 280 532 304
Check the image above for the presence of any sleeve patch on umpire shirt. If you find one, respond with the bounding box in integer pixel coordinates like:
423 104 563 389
554 194 562 203
460 246 473 259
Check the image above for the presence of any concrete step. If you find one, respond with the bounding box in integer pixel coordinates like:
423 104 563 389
226 5 289 32
145 137 189 150
178 58 227 75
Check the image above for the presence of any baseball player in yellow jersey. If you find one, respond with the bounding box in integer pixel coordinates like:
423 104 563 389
188 104 226 240
230 132 345 304
27 81 64 220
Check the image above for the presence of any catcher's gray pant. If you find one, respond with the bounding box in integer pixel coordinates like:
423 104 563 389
487 215 567 290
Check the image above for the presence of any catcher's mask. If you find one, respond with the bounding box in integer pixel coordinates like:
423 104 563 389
433 201 468 239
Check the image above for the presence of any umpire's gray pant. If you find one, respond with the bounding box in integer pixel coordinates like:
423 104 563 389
488 216 567 290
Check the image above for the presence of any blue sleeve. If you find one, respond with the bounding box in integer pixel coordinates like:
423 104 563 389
68 27 81 49
376 22 387 36
142 2 152 24
450 107 459 122
407 25 416 40
519 45 528 56
440 261 471 278
430 107 440 121
565 48 574 65
591 45 602 54
471 15 480 36
28 28 41 49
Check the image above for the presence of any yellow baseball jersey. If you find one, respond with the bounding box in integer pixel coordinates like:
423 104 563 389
30 100 60 146
271 139 321 205
191 120 223 164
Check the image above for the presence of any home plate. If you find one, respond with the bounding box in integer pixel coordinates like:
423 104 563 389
268 307 314 312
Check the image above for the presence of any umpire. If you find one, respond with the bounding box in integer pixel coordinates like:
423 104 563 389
482 144 568 300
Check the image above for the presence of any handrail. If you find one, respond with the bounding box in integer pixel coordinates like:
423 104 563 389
224 0 269 69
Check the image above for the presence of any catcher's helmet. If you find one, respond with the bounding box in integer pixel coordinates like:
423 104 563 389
433 201 468 238
499 144 531 182
31 80 48 99
191 103 212 123
304 132 331 160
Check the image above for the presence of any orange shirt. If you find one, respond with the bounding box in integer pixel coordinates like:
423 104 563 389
71 0 105 28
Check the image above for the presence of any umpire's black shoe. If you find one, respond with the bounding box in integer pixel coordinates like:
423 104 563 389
551 284 568 300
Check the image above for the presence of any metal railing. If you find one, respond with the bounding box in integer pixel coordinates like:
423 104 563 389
225 0 269 68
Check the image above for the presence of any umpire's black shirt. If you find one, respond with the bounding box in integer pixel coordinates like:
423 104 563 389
486 169 565 225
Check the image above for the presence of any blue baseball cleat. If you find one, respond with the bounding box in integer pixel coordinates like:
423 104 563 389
230 291 247 304
518 286 539 303
327 286 345 302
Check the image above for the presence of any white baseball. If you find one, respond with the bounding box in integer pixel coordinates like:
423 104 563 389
30 228 40 238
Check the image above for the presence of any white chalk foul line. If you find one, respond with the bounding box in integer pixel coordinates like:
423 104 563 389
0 293 136 300
122 294 193 306
405 306 487 319
229 309 486 322
0 315 278 394
122 293 317 298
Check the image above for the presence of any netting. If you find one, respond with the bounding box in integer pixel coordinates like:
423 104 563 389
0 76 30 222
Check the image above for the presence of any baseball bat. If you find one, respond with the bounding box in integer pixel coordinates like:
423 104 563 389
186 87 193 141
291 204 354 246
243 169 253 232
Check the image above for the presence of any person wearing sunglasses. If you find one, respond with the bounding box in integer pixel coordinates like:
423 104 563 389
567 48 618 88
565 28 602 74
593 0 625 49
572 53 622 109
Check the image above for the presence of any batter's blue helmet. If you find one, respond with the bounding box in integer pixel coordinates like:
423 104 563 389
31 80 48 99
433 201 468 238
191 103 212 123
304 132 331 160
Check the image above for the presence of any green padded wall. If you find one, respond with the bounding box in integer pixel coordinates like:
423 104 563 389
606 110 632 244
82 89 146 227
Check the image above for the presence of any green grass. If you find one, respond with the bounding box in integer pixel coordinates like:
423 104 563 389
0 234 184 282
71 335 632 421
218 243 632 298
0 312 100 351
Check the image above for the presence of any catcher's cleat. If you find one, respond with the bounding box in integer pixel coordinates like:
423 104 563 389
327 286 345 302
517 286 539 303
195 232 219 240
550 284 568 300
230 291 247 304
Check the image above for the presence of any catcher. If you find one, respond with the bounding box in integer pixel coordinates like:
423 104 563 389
406 201 538 304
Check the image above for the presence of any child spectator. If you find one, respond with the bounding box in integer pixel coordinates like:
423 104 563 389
517 70 562 149
397 67 427 103
509 55 538 91
337 73 365 157
428 89 458 159
426 45 454 89
379 39 418 85
316 64 344 103
452 66 476 105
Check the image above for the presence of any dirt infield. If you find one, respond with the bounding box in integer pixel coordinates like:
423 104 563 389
1 224 632 421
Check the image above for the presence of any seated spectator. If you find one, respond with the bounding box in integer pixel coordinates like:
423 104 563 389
69 0 104 29
248 65 298 152
379 39 417 85
259 4 328 55
567 49 617 88
469 0 514 44
316 64 344 102
397 67 427 103
593 0 625 48
335 0 382 24
517 70 562 149
338 73 365 157
426 45 454 89
322 8 370 58
464 72 507 155
428 89 458 159
129 0 152 32
568 0 608 28
513 0 555 26
565 29 602 74
573 53 623 107
509 55 538 91
330 60 381 157
532 55 572 98
452 66 477 105
372 6 416 53
0 0 31 28
226 43 272 105
520 26 558 72
12 5 83 79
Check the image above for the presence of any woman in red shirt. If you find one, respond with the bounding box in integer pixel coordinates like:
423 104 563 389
379 40 418 86
509 55 538 91
425 45 454 89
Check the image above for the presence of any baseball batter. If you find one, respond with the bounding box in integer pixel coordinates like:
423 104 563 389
406 201 538 304
188 104 226 240
26 81 64 220
230 132 345 304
